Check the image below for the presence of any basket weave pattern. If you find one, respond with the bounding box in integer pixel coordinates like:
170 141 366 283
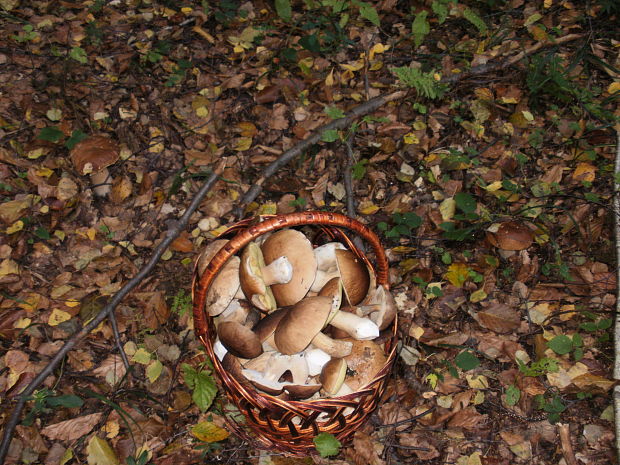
192 212 398 455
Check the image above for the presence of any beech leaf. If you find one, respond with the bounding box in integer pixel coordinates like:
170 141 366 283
86 436 119 465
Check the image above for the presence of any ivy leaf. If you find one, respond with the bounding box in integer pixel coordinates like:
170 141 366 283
313 433 341 458
274 0 292 22
547 335 573 355
455 351 480 371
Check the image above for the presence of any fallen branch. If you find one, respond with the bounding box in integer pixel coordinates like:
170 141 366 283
614 128 620 461
557 423 578 465
0 162 225 465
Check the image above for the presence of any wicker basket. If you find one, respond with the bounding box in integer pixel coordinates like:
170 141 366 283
192 212 398 456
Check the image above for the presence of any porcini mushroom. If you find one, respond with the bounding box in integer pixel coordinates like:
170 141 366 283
361 285 397 331
320 358 347 396
486 221 534 254
344 339 388 391
194 240 245 316
69 135 120 197
261 229 317 306
310 249 371 306
217 321 262 359
240 241 292 312
275 296 377 356
252 307 289 350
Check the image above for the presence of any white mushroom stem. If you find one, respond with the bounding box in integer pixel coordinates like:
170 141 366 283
234 286 245 300
90 168 111 197
334 382 354 397
213 339 228 361
311 332 353 358
244 352 308 384
261 256 293 285
214 300 250 327
328 312 380 340
314 242 346 270
306 348 331 377
310 268 340 292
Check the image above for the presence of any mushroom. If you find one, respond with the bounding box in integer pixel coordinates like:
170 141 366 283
217 321 262 359
222 353 255 390
320 358 347 396
240 241 293 312
213 299 253 327
343 339 388 391
261 229 317 306
360 285 397 331
311 249 371 306
310 242 347 291
69 135 120 197
195 240 245 316
486 221 534 258
305 348 331 377
275 296 378 357
252 307 289 350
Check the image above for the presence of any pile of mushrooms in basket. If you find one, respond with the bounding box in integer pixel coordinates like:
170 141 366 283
194 228 396 401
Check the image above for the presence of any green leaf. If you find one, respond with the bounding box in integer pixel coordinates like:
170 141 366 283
573 347 584 361
411 11 430 47
131 348 152 364
598 318 612 330
505 385 521 406
357 2 380 26
431 1 449 24
454 192 477 213
192 370 217 412
34 227 51 240
65 129 88 149
38 126 63 142
69 46 88 64
274 0 292 22
324 106 345 119
462 8 487 33
313 433 341 458
47 394 84 408
321 129 340 142
299 34 321 53
547 335 573 355
402 212 422 228
572 333 583 348
146 360 163 383
455 351 480 371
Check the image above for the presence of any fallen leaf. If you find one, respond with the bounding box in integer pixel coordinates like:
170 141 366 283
475 303 520 333
191 422 229 442
42 413 103 441
86 436 119 465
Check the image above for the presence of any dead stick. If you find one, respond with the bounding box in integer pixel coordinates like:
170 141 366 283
614 128 620 461
343 137 356 219
0 162 225 465
557 423 578 465
442 33 584 84
236 91 407 214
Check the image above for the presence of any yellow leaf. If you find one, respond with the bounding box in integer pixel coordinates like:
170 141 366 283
466 374 489 389
0 258 19 277
18 293 40 312
257 202 277 215
131 348 152 365
48 309 72 326
484 181 503 192
607 82 620 95
469 289 487 302
6 220 24 234
60 449 73 465
146 360 163 383
236 122 258 137
439 198 456 221
403 132 419 144
340 61 364 72
544 0 552 7
392 246 416 253
104 419 120 439
572 162 596 182
233 137 253 151
191 421 230 443
86 436 119 465
325 68 335 86
408 324 425 340
357 201 379 215
14 317 32 329
529 25 547 41
444 263 470 287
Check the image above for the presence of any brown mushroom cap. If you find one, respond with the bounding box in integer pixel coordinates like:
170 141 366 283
335 249 370 306
320 358 347 396
365 285 397 331
217 321 263 359
274 296 332 354
221 353 255 390
486 221 534 251
343 339 388 391
284 383 322 399
252 307 289 349
261 229 317 306
70 135 120 175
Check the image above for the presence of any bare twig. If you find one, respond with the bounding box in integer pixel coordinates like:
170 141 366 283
343 138 356 219
108 311 131 373
0 162 225 465
557 423 578 465
442 33 584 84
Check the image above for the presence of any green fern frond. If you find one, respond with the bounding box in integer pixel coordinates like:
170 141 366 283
391 67 448 99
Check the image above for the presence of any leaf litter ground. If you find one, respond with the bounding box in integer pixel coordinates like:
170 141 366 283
0 1 619 465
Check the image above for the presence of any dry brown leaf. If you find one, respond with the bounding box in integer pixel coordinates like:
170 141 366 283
350 431 385 465
5 350 30 374
475 303 520 333
446 406 487 430
377 402 412 432
92 354 127 384
397 431 439 460
110 175 133 204
41 413 103 441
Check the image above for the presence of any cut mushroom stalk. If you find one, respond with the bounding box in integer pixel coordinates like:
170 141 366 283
328 311 379 340
305 348 331 376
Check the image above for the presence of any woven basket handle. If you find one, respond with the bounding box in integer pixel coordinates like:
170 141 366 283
193 212 388 335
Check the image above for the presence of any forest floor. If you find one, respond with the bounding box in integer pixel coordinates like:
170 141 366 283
1 1 619 464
